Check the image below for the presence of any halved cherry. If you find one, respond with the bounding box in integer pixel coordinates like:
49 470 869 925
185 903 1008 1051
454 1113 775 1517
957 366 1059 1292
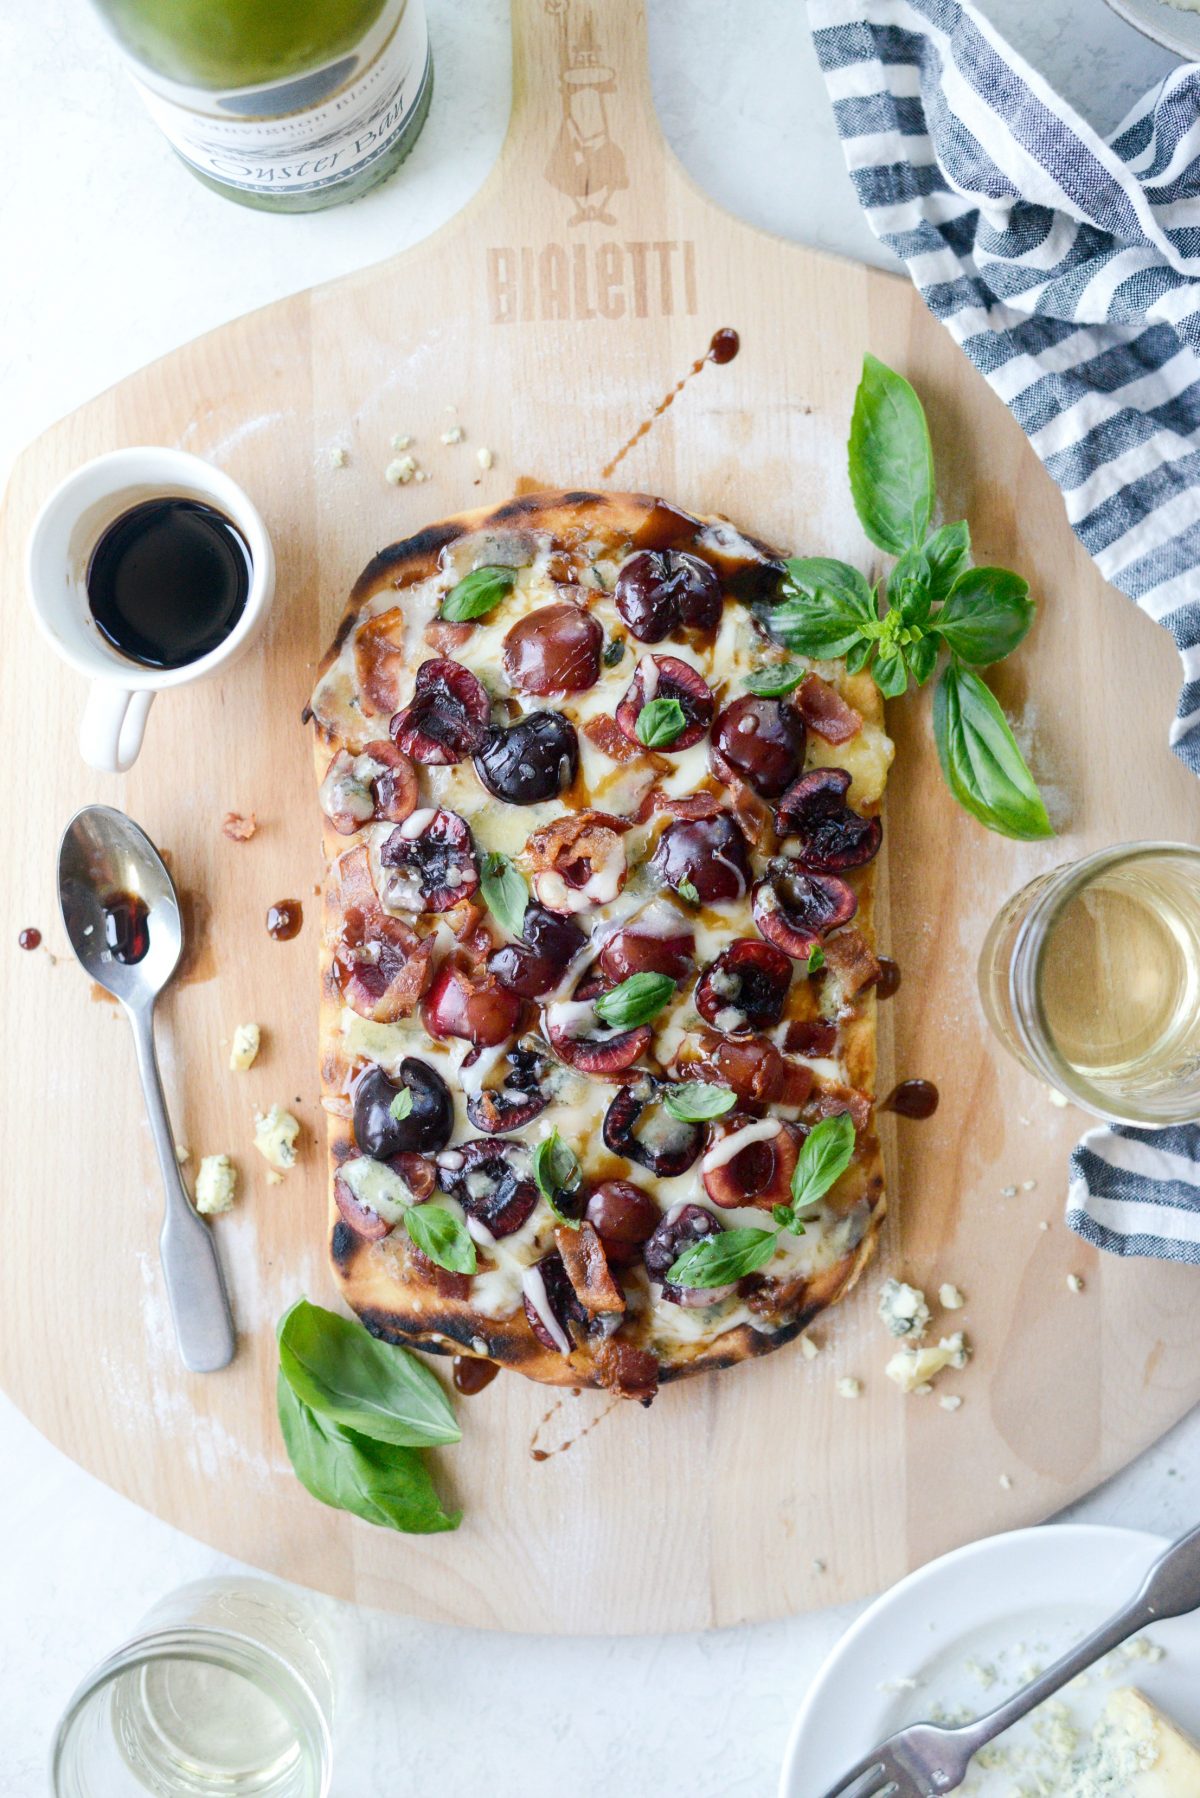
379 808 479 914
598 905 694 983
614 550 723 641
775 767 882 872
421 957 521 1047
335 910 436 1023
752 866 857 960
437 1138 538 1239
603 1078 705 1177
615 656 714 752
585 1180 661 1269
333 1151 435 1241
465 1037 550 1133
486 904 587 997
503 603 602 695
701 1116 798 1210
319 740 418 835
474 712 579 805
695 938 792 1035
527 812 629 914
643 1203 733 1307
544 996 650 1077
353 1060 453 1158
523 1251 584 1354
650 812 751 904
389 659 490 764
711 695 806 799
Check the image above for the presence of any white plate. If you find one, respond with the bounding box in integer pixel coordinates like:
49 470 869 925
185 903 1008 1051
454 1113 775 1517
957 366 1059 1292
1103 0 1200 60
779 1524 1200 1798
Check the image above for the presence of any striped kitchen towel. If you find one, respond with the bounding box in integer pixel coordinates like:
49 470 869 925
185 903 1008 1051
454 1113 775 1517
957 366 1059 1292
809 0 1200 1260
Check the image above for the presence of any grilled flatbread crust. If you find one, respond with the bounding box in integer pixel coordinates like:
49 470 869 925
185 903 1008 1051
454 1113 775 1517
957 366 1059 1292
309 491 890 1398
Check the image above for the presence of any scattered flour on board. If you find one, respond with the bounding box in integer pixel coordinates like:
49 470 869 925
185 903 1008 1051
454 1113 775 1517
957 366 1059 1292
176 409 290 463
1008 698 1071 833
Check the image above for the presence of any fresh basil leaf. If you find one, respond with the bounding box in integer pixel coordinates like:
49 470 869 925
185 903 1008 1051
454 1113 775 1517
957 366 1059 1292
594 971 675 1029
923 519 971 602
277 1374 460 1535
805 946 825 974
667 1226 778 1290
532 1129 582 1224
746 660 807 698
440 564 517 624
771 1203 806 1235
889 547 932 628
935 568 1034 666
602 637 626 667
276 1298 460 1448
479 851 528 939
933 663 1053 841
405 1204 477 1276
905 634 940 686
636 697 686 749
873 648 909 699
389 1088 413 1123
848 353 936 554
677 879 700 906
769 558 878 658
663 1082 737 1122
791 1111 856 1213
844 637 875 676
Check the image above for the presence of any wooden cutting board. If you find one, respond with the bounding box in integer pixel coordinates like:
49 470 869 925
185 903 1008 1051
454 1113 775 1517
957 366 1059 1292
2 0 1198 1636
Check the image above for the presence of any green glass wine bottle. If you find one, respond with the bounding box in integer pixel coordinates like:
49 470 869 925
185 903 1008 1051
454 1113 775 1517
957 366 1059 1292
90 0 433 213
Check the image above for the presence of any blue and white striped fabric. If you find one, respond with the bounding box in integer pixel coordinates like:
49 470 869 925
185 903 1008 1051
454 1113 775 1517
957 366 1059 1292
809 0 1200 1260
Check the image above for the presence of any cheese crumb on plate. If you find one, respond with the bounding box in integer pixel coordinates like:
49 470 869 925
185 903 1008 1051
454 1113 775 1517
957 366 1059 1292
229 1022 261 1071
254 1106 300 1172
195 1154 237 1215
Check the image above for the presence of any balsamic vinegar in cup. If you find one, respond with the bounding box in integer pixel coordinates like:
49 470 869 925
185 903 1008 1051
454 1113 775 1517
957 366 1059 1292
86 497 252 670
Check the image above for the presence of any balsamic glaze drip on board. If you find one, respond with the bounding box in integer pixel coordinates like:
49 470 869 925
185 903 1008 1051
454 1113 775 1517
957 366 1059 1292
882 1079 939 1119
18 928 41 951
86 498 251 670
602 327 742 478
102 890 150 964
876 958 902 1000
452 1356 500 1396
266 899 303 941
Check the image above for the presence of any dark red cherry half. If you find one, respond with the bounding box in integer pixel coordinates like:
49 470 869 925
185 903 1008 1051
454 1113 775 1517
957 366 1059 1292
486 904 587 998
711 695 806 799
421 958 521 1047
390 659 490 764
585 1180 661 1270
650 813 752 904
378 808 479 914
598 912 694 983
643 1203 733 1307
695 938 792 1035
775 767 882 873
616 656 714 752
320 740 418 835
523 1251 585 1353
438 1139 539 1239
614 550 723 641
701 1117 798 1211
464 1038 550 1134
545 1000 651 1077
503 603 602 695
752 866 857 959
602 1079 705 1178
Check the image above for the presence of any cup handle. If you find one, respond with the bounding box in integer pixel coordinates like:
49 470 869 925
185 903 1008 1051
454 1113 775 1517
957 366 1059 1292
80 684 154 773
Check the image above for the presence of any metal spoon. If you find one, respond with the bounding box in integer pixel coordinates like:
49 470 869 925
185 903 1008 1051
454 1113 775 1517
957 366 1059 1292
58 805 236 1372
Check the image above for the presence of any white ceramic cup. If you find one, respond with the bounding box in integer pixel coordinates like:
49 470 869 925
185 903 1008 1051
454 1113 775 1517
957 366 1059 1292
27 447 275 772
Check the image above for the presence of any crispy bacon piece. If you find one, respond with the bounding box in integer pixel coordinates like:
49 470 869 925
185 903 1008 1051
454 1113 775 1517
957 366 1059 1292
222 811 257 841
806 1083 872 1132
526 810 630 913
555 1222 626 1318
783 1018 838 1059
632 786 722 825
711 763 771 846
779 1059 815 1108
593 1336 660 1404
408 1243 472 1302
794 673 862 745
424 619 475 655
583 715 642 764
353 606 407 714
333 846 437 1021
680 1029 785 1106
822 927 883 1000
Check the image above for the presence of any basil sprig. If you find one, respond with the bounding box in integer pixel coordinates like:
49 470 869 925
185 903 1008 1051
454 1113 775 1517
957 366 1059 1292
479 851 528 939
275 1298 461 1534
666 1113 856 1290
532 1129 583 1225
636 697 687 749
440 564 517 623
594 971 675 1029
405 1203 477 1275
663 1081 736 1122
762 353 1051 842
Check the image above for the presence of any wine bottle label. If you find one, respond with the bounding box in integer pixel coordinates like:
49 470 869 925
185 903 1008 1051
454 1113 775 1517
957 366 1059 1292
125 0 429 198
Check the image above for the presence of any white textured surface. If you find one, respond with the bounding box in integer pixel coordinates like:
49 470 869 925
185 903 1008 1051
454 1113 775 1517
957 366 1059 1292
1 1 1196 1792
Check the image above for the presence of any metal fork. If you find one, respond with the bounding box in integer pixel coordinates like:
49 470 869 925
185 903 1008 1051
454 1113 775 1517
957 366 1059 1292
813 1522 1200 1798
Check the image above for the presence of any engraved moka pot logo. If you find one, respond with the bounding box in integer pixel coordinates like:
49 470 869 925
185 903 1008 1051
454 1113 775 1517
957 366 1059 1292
543 0 629 226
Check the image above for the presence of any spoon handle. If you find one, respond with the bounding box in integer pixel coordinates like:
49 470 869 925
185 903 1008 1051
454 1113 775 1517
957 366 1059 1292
128 1004 237 1373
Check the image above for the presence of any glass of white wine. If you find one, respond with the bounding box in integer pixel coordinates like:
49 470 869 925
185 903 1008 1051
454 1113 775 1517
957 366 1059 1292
51 1578 334 1798
979 842 1200 1126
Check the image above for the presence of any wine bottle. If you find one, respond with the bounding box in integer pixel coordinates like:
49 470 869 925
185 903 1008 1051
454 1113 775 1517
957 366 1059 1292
89 0 433 213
